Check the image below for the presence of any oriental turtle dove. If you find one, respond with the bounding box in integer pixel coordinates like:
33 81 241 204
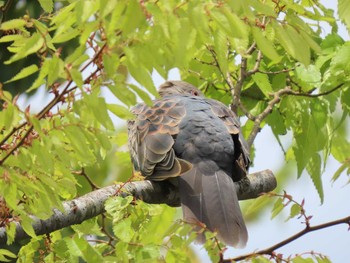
127 81 250 247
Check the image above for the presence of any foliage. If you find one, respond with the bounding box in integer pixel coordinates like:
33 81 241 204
0 0 349 262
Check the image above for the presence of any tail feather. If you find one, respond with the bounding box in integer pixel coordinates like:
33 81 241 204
179 165 248 247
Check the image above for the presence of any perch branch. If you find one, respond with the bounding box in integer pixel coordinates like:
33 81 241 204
0 169 276 244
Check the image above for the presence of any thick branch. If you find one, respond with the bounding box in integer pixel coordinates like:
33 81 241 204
0 169 276 245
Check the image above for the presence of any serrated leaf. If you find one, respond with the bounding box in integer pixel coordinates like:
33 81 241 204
103 53 120 77
0 34 23 43
52 27 80 43
5 33 44 64
252 73 273 97
288 203 302 220
68 236 104 262
128 84 153 105
331 134 350 163
271 197 284 219
2 181 17 209
27 57 51 91
273 21 310 65
20 214 36 238
86 96 114 130
113 218 134 242
70 68 83 88
5 64 38 83
0 249 16 262
0 19 26 30
5 222 17 245
306 153 323 203
252 27 280 62
64 126 95 163
295 64 321 87
213 28 229 75
38 0 53 12
107 104 134 120
338 0 350 32
48 56 64 85
332 162 350 182
76 0 98 24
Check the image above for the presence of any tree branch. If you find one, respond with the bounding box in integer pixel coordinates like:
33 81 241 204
247 86 292 148
0 169 276 245
228 215 350 262
246 83 345 148
231 42 256 114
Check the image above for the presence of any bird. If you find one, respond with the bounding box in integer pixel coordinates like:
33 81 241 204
127 80 250 247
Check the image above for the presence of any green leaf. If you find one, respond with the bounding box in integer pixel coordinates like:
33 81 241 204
332 161 350 182
48 55 64 86
252 27 280 62
306 153 323 203
64 126 96 163
76 0 99 24
271 197 284 219
20 214 36 238
288 203 302 221
338 0 350 32
5 222 17 245
273 21 310 65
0 19 26 30
0 34 23 43
331 134 350 163
86 96 114 130
295 64 321 86
213 28 229 75
52 27 80 43
27 64 48 91
107 104 134 120
5 33 44 64
102 53 120 77
292 256 315 263
108 82 137 107
113 218 134 242
5 64 38 83
252 73 273 97
38 0 54 13
70 68 84 88
128 84 153 105
0 249 17 262
67 236 104 263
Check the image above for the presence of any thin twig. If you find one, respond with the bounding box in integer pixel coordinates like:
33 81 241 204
246 83 344 148
288 83 344 98
247 86 291 148
0 44 107 165
227 215 350 262
231 42 257 113
258 68 295 75
247 50 263 77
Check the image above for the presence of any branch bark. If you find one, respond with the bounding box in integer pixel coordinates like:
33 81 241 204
0 169 276 245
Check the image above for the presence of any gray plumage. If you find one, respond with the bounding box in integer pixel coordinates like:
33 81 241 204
127 81 249 247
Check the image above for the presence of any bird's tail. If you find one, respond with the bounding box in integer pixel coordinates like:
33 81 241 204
178 165 248 248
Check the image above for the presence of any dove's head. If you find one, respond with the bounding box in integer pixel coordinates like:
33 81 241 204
158 81 204 97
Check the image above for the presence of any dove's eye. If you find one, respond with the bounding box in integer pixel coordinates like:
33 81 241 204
191 90 199 96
